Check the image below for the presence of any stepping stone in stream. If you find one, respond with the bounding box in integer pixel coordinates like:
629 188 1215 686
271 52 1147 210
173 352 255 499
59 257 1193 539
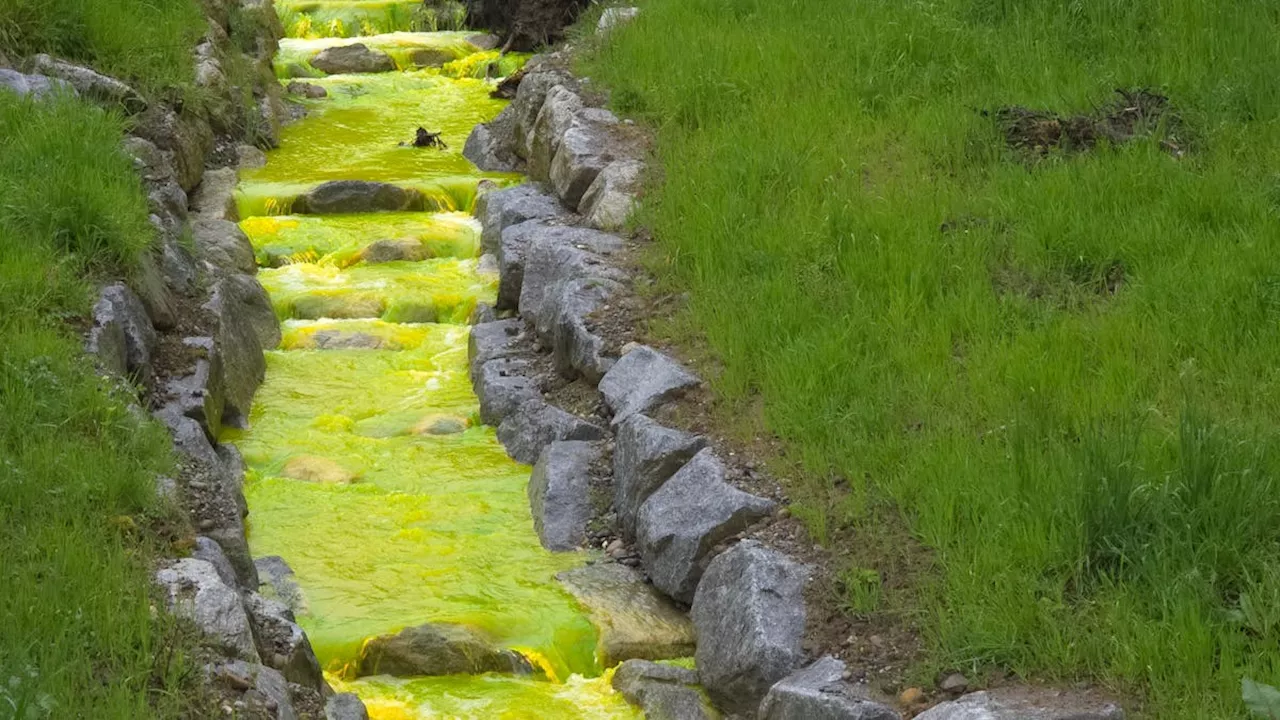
310 43 396 75
356 623 534 678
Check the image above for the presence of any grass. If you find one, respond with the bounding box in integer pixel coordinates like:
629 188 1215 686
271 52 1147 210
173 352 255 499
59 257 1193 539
0 90 200 717
583 0 1280 716
0 0 204 93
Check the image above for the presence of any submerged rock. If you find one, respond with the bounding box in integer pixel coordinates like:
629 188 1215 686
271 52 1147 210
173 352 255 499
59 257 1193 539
759 657 899 720
296 180 424 215
614 415 707 539
357 623 533 677
412 414 470 435
557 563 696 666
496 398 606 465
30 54 146 113
286 80 328 99
477 357 540 427
528 441 600 551
636 449 775 603
692 541 808 716
611 660 719 720
581 159 644 231
360 238 430 263
913 688 1124 720
281 455 357 484
155 558 259 662
599 345 700 426
310 43 395 74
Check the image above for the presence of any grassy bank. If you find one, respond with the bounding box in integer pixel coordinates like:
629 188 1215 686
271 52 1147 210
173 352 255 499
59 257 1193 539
0 2 206 715
584 0 1280 716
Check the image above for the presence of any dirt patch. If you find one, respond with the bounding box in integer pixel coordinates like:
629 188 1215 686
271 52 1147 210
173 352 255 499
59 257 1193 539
989 88 1185 158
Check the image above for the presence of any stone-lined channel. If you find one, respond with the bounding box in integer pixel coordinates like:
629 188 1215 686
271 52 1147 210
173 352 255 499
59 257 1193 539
223 8 638 717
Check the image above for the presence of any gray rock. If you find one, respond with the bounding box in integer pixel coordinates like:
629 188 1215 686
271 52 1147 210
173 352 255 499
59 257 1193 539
692 541 807 715
326 693 370 720
477 252 500 276
130 251 179 331
130 105 213 192
159 226 200 294
471 302 498 324
210 660 296 720
286 80 327 98
913 689 1124 720
548 276 621 383
30 54 146 113
528 86 584 182
410 47 454 68
91 284 157 386
466 33 501 51
528 441 600 551
464 109 522 172
759 657 899 720
122 136 177 185
496 399 606 465
636 450 776 603
510 70 576 159
614 415 707 539
310 43 395 74
244 592 325 692
600 346 700 426
148 181 189 239
516 225 625 341
550 107 626 209
475 183 567 255
194 535 239 588
468 318 530 380
237 144 268 170
477 357 540 427
191 167 240 222
357 623 533 677
495 219 543 311
205 275 275 425
164 336 226 439
940 673 970 694
612 660 718 720
193 219 256 275
0 68 70 99
581 159 644 231
598 6 641 33
296 180 423 214
85 306 128 378
360 238 428 263
256 555 308 616
557 564 695 666
155 558 259 662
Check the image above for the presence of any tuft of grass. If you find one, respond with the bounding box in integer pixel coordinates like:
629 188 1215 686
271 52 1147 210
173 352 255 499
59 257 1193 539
584 0 1280 716
0 93 200 717
0 0 203 92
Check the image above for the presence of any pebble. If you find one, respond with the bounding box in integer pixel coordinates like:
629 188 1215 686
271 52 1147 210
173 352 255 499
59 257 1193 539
899 687 925 706
939 672 969 694
605 539 625 556
869 634 885 648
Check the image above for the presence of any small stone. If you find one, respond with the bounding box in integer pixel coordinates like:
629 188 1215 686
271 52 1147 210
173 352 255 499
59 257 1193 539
939 672 969 694
900 687 925 706
281 455 356 484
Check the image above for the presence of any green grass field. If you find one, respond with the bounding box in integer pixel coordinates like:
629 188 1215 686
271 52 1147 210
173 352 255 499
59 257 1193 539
0 31 203 718
583 0 1280 716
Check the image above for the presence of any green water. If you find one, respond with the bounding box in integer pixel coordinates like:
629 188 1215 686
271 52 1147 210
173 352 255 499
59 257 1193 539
224 10 639 718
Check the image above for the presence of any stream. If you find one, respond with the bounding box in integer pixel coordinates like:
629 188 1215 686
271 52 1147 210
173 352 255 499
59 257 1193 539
222 6 641 717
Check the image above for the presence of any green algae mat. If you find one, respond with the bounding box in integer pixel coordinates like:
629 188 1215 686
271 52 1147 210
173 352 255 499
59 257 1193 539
223 14 639 719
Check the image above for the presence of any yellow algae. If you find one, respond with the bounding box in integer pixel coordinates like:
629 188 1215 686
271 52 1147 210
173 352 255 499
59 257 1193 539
334 673 642 720
259 258 495 323
276 32 478 74
441 51 530 80
281 319 440 351
241 211 481 267
278 1 436 39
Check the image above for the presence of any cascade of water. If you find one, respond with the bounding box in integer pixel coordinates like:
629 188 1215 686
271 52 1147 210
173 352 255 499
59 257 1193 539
224 6 641 717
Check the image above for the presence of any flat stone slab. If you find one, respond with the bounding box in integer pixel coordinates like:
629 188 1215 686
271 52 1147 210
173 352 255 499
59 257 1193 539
557 563 696 666
692 540 808 716
612 660 719 720
528 441 600 551
636 449 775 603
497 399 606 465
600 345 700 426
914 688 1124 720
614 414 707 539
759 657 899 720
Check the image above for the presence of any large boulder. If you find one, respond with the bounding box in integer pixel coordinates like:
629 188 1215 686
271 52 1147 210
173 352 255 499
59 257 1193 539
130 105 214 192
30 54 146 113
581 159 644 231
528 441 600 551
295 181 424 214
310 43 395 74
913 689 1124 720
155 558 259 662
193 219 257 275
557 563 695 666
758 657 899 720
468 318 532 380
89 284 156 385
509 70 577 155
205 275 274 425
600 345 700 426
244 592 325 692
129 251 179 330
191 167 240 222
475 183 567 255
547 276 622 383
691 541 808 715
528 85 584 182
463 109 522 172
496 398 605 465
516 224 624 340
635 449 775 603
476 357 540 427
611 660 719 720
356 623 533 677
614 414 707 539
550 107 629 209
